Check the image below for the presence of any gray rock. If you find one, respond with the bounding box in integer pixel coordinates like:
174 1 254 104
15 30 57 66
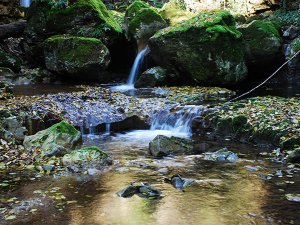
204 148 239 163
286 148 300 163
23 121 82 157
149 135 194 157
135 67 167 88
117 182 162 199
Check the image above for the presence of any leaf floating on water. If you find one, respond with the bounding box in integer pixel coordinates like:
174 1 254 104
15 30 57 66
4 215 16 220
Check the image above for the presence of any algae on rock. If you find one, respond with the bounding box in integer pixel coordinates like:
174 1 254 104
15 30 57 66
149 10 248 86
23 121 82 157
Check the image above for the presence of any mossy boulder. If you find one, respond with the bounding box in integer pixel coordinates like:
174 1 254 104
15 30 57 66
43 35 110 79
238 20 282 64
149 135 194 157
149 10 248 86
124 0 167 41
135 66 167 88
23 121 82 157
159 0 195 25
0 51 21 72
24 0 121 63
62 146 112 172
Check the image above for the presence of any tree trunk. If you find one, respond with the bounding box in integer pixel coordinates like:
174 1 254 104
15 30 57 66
0 20 27 40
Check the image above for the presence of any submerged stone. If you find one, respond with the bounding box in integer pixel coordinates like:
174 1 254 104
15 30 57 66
117 182 162 198
23 121 82 157
149 135 194 157
44 35 110 80
204 148 239 163
62 146 112 172
165 174 195 191
149 10 247 86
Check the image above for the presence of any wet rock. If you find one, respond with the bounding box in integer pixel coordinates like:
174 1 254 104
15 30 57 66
124 0 167 42
158 167 168 174
286 148 300 163
244 165 259 171
62 146 112 172
23 121 82 157
149 10 247 86
149 135 194 157
135 66 167 88
1 116 27 143
204 148 239 163
44 35 110 80
117 182 162 198
0 67 16 81
0 80 14 100
165 174 195 191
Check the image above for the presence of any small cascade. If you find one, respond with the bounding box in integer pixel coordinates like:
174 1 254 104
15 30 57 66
20 0 32 7
105 123 111 135
111 46 150 91
150 105 204 136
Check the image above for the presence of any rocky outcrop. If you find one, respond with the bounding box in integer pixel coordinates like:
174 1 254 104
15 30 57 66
238 20 282 65
24 0 121 64
124 0 167 42
43 35 110 79
23 121 82 157
135 66 167 88
149 135 194 157
149 10 247 86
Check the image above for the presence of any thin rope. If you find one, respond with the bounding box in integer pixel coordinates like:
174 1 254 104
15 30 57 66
228 49 300 102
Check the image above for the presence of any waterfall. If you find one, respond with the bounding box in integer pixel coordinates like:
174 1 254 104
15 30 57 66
111 46 150 91
150 105 204 136
20 0 31 7
105 123 111 135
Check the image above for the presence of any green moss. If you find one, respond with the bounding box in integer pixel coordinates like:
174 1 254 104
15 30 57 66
247 20 280 38
155 10 241 40
49 121 80 137
268 9 300 26
75 146 108 156
291 38 300 53
126 0 150 19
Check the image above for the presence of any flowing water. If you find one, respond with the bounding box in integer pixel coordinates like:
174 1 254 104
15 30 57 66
111 46 150 92
3 132 300 225
20 0 31 7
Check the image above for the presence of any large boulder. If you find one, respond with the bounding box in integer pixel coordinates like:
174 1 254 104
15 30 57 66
23 121 82 157
62 146 112 172
135 66 167 88
149 10 248 86
0 50 21 72
149 135 194 157
43 35 110 79
24 0 122 63
238 20 282 65
124 0 167 42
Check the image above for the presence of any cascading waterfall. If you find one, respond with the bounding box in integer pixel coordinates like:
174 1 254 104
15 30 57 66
150 105 205 137
20 0 31 7
105 123 111 135
111 46 150 91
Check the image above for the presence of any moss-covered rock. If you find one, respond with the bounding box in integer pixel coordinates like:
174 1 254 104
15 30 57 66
149 135 194 157
135 66 167 88
23 121 82 157
238 20 282 64
43 35 110 79
149 10 247 86
159 0 195 25
0 51 21 72
62 146 112 172
24 0 121 63
124 0 167 41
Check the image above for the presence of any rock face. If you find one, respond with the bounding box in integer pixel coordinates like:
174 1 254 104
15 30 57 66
149 10 248 86
0 50 21 72
124 0 167 41
0 0 21 24
135 66 167 88
24 0 121 63
149 135 194 157
23 121 82 157
62 146 112 172
44 35 110 79
238 20 282 64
